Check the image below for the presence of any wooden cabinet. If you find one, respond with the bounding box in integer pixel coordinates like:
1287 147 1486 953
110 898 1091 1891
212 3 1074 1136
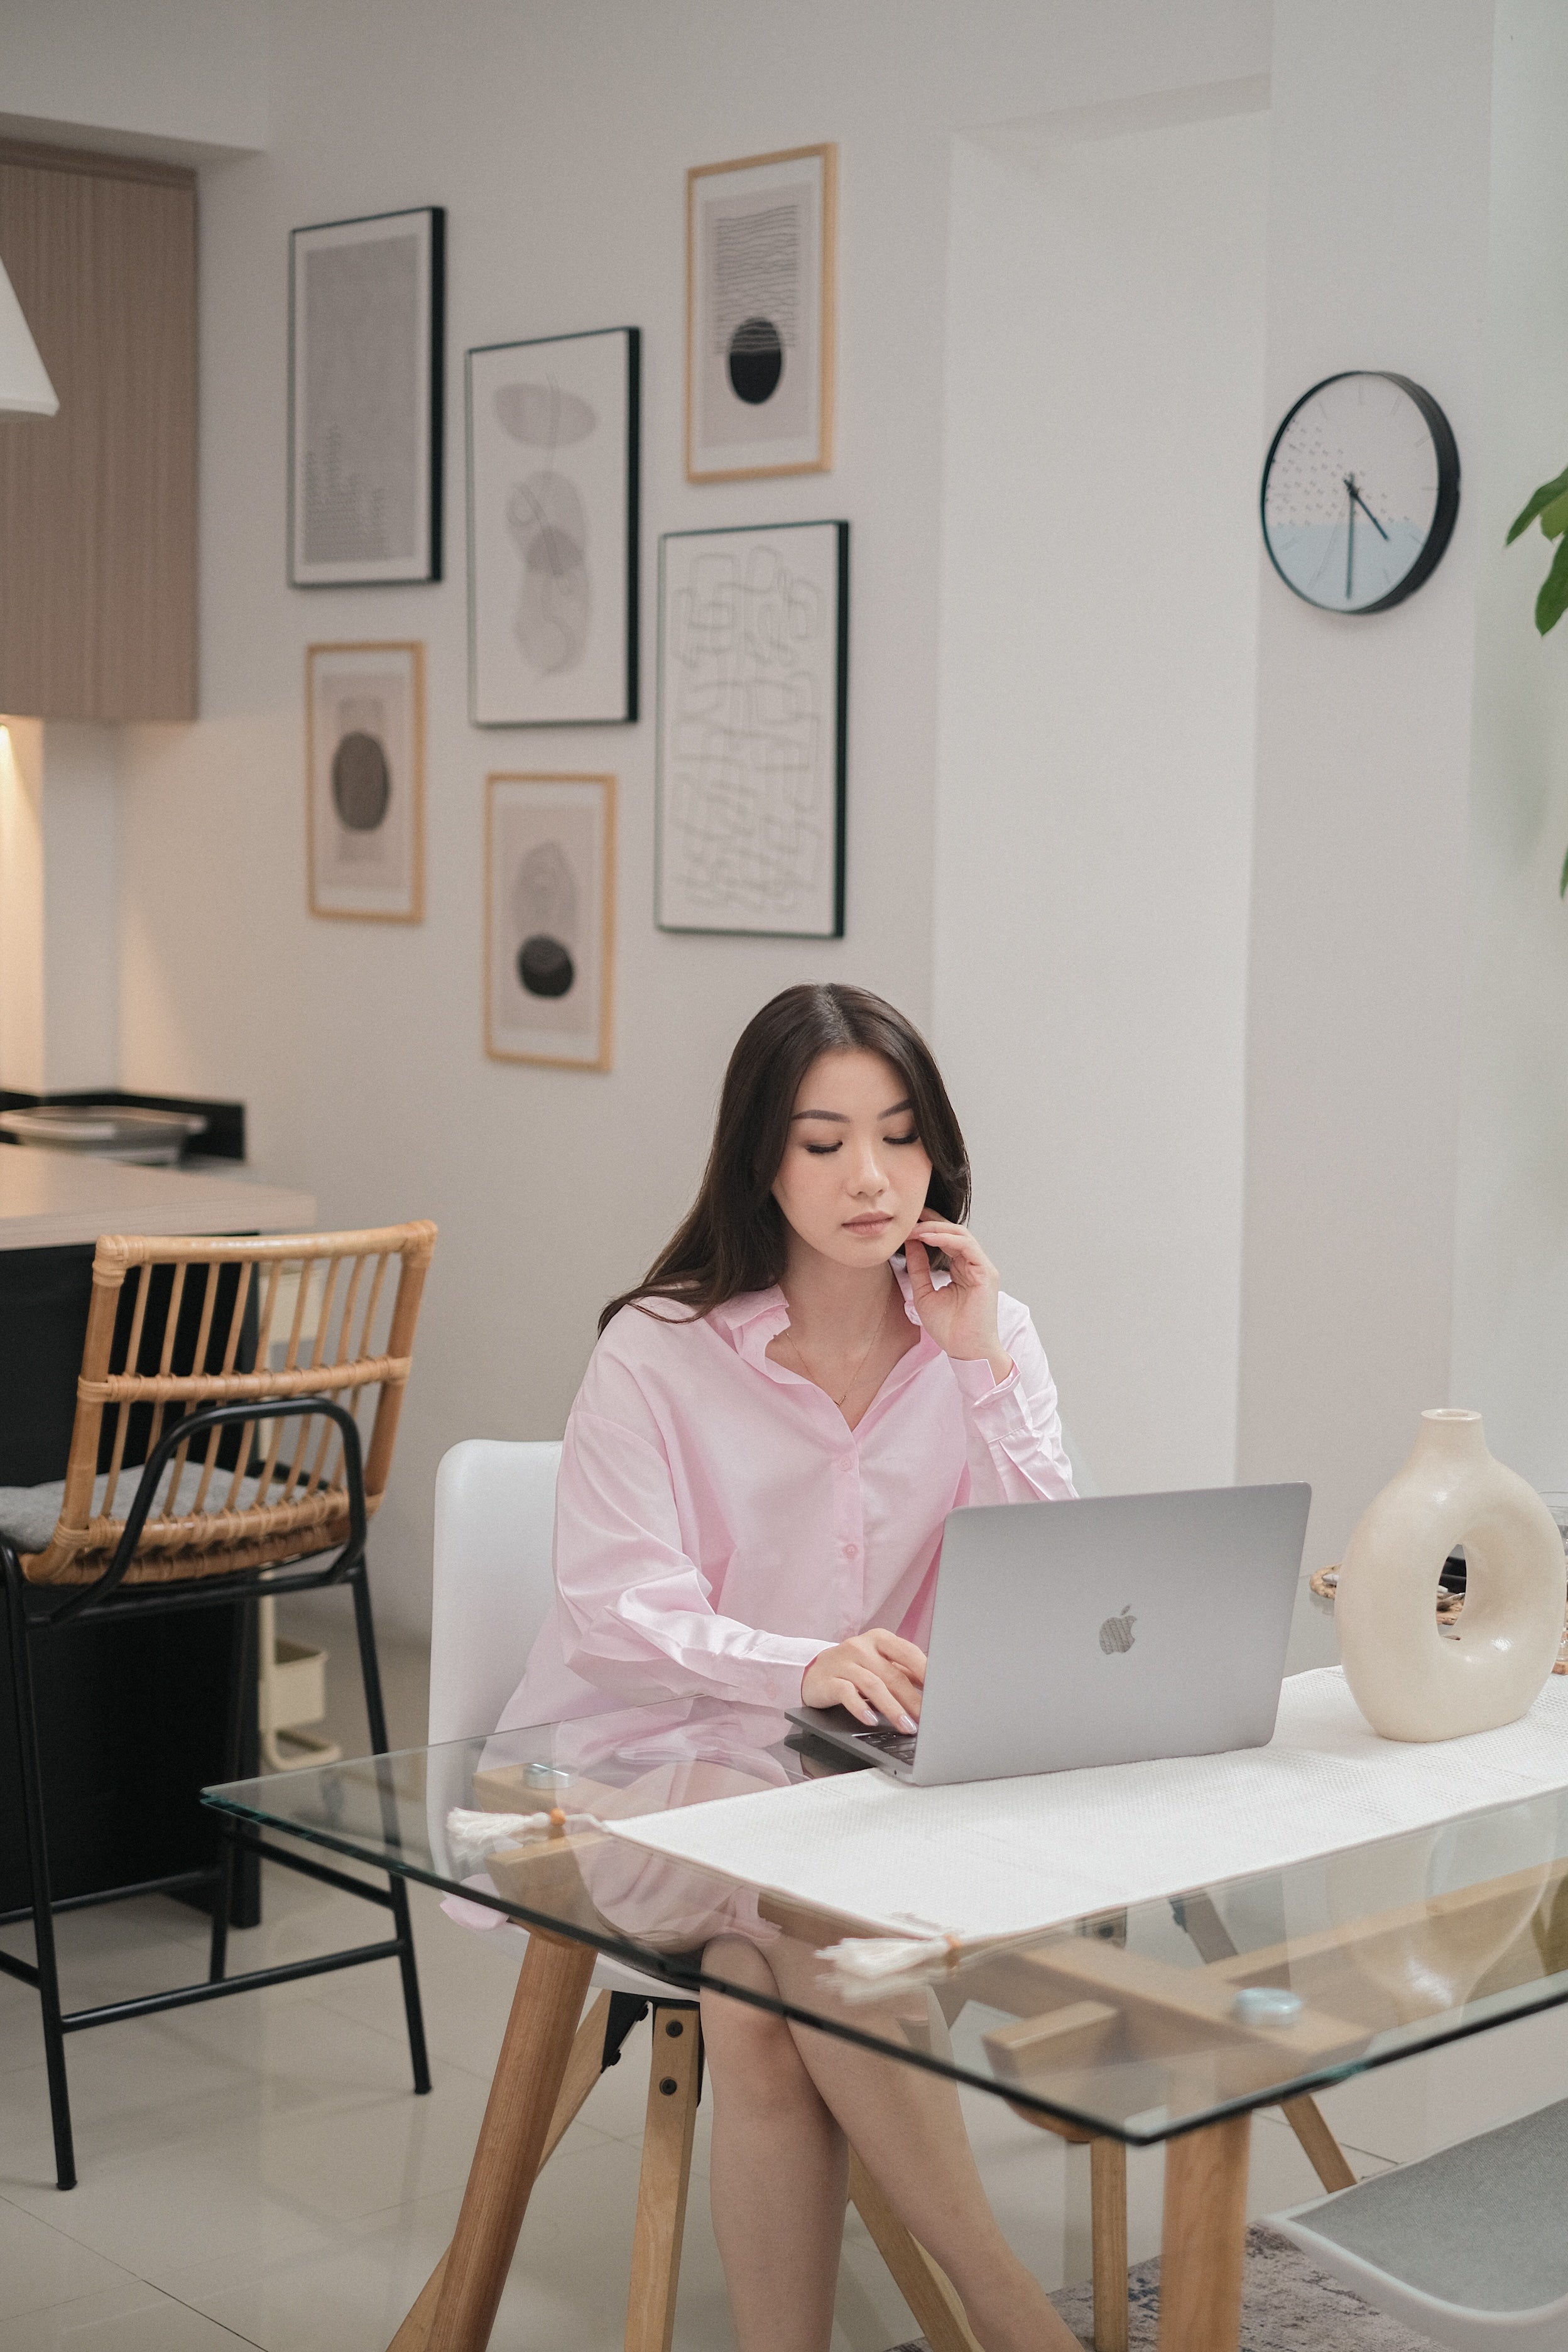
0 141 196 721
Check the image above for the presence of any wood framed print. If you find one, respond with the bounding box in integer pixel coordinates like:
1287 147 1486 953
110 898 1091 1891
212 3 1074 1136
486 773 614 1069
290 207 444 585
467 327 640 726
656 520 847 937
307 643 425 922
686 144 835 482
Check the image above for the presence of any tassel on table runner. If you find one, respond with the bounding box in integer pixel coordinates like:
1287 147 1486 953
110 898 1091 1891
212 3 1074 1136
818 1928 966 1981
445 1804 603 1876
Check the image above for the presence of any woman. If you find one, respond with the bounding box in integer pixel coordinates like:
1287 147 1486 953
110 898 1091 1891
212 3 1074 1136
502 983 1079 2352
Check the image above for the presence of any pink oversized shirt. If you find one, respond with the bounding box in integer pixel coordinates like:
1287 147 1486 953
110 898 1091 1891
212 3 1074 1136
498 1265 1075 1732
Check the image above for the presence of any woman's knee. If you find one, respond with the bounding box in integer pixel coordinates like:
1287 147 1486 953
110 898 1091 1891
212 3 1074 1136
700 1945 817 2113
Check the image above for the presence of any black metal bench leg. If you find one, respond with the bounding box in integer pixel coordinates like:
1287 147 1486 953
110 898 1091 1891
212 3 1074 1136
208 1597 254 1984
4 1553 77 2189
349 1556 431 2095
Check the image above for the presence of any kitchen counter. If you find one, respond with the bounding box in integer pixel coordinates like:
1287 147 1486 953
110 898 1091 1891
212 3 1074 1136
0 1150 315 1250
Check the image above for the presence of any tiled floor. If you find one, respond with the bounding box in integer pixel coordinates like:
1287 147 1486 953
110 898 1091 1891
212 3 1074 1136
6 1615 1568 2349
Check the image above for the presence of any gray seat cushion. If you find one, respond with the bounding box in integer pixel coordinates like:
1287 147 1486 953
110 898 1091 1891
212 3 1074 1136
1292 2096 1568 2314
0 1462 266 1554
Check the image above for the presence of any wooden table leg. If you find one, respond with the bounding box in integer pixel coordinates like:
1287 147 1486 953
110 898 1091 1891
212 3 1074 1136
1156 2113 1250 2352
1089 2138 1128 2352
398 1927 596 2352
388 1990 614 2351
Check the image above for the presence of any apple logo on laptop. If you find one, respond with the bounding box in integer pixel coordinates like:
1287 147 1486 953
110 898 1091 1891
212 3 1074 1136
1098 1604 1136 1655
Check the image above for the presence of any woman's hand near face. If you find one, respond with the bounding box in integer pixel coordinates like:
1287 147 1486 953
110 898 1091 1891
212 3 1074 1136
801 1630 926 1732
904 1211 1013 1382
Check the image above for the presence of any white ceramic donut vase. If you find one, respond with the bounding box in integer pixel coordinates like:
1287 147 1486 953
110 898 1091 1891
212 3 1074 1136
1336 1410 1564 1742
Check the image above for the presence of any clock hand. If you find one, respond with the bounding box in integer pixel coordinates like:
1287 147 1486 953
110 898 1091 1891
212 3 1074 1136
1346 477 1390 540
1346 476 1355 601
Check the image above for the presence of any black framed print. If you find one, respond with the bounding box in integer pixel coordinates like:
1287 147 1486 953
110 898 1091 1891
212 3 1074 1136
467 327 640 726
289 207 444 586
656 519 847 937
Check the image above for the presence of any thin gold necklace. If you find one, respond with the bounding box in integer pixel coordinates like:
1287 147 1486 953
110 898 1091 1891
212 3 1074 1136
783 1288 892 1409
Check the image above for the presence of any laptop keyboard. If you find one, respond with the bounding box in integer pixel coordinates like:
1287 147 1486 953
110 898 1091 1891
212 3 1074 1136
852 1723 917 1766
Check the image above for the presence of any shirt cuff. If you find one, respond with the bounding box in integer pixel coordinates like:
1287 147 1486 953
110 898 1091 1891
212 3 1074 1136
949 1353 1020 1406
731 1635 830 1714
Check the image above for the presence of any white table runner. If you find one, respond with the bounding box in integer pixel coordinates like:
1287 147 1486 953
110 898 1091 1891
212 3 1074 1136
600 1669 1568 1940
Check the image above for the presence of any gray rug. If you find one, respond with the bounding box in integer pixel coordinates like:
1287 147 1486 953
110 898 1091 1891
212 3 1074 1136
889 2222 1435 2350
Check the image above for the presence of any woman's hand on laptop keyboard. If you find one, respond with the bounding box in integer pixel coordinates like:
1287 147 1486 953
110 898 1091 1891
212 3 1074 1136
802 1630 925 1733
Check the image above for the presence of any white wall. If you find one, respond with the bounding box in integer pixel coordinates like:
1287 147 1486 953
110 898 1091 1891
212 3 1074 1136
111 0 1273 1633
1237 0 1498 1574
934 95 1269 1497
1452 0 1568 1489
19 0 1567 1652
0 720 45 1091
0 0 267 161
0 719 117 1092
41 726 119 1091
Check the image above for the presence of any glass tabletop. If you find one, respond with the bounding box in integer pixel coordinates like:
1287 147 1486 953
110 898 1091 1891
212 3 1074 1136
205 1696 1568 2146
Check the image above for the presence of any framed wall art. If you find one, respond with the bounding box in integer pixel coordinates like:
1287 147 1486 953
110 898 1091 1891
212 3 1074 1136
486 773 615 1069
307 643 425 922
686 144 835 482
290 207 444 585
656 520 847 938
467 327 640 726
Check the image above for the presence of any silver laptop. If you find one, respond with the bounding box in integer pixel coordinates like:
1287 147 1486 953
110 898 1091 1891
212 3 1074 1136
787 1483 1309 1786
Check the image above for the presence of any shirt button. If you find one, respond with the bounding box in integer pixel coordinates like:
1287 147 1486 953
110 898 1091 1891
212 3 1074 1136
844 1542 859 1559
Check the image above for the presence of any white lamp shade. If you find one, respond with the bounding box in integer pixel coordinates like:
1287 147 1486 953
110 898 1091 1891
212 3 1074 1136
0 254 57 417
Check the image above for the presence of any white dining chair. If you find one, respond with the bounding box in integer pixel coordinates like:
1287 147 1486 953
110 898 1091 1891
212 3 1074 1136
428 1438 695 2018
1273 2097 1568 2348
416 1437 990 2352
423 1438 702 2352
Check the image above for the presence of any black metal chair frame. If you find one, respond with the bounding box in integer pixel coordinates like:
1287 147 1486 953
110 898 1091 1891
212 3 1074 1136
0 1394 430 2191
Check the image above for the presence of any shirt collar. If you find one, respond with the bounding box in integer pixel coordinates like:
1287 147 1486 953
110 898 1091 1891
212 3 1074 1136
709 1285 793 1368
712 1255 939 1358
891 1255 925 1325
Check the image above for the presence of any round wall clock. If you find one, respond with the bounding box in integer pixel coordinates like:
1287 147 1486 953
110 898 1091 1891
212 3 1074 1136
1260 372 1459 614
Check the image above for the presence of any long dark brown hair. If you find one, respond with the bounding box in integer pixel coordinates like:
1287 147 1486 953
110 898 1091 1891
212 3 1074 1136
601 983 971 1333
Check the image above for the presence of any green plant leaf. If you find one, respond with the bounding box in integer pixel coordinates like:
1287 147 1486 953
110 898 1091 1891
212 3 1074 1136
1537 535 1568 634
1508 466 1568 542
1542 491 1568 538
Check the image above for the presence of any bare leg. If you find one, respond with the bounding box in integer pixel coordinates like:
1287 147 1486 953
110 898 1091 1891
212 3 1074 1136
703 1937 1079 2352
701 1941 849 2352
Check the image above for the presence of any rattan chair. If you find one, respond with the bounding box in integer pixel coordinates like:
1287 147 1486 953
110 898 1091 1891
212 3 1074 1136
0 1219 437 2190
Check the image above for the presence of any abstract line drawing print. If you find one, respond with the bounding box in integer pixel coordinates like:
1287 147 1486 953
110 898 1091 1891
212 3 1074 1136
658 522 846 937
495 379 597 674
668 548 823 916
467 329 638 727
